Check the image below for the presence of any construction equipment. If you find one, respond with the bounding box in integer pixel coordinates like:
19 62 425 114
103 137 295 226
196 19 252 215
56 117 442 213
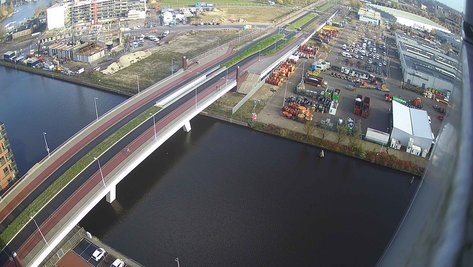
361 97 370 118
410 97 423 109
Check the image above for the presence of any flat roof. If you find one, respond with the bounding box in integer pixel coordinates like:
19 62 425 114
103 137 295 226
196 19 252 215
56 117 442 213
358 8 381 20
410 108 433 139
403 55 457 83
392 101 412 135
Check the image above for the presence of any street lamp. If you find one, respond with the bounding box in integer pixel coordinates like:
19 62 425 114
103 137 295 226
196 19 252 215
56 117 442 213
225 68 229 86
195 87 198 110
42 132 50 157
171 58 175 76
149 113 157 139
283 81 288 107
94 97 99 120
136 75 140 94
175 257 180 267
94 157 106 187
31 216 49 246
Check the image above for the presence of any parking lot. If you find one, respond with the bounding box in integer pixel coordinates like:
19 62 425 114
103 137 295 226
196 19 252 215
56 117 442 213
72 239 125 267
311 16 444 138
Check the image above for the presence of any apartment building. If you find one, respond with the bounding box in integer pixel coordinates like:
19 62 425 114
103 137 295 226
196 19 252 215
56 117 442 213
47 0 146 29
0 122 18 191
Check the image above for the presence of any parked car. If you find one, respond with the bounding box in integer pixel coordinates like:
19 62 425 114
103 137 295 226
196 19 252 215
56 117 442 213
111 258 125 267
92 248 106 261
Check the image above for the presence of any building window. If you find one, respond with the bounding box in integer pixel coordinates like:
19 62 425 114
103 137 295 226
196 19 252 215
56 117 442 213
3 166 9 176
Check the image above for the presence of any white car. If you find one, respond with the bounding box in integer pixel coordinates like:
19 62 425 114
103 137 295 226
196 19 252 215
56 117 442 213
428 116 431 124
92 248 106 261
111 259 125 267
383 61 387 66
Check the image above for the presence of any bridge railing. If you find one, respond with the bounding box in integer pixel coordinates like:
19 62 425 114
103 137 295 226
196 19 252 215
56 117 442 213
1 67 184 199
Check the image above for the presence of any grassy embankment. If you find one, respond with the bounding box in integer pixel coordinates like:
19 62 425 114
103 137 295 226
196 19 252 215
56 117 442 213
287 13 316 30
0 105 161 250
223 33 285 67
318 0 337 12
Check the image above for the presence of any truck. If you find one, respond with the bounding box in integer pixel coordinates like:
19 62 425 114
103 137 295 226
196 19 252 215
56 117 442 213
354 94 363 115
311 60 330 71
304 75 327 87
361 96 370 118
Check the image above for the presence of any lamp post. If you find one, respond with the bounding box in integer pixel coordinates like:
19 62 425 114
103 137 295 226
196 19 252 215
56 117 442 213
171 58 175 76
31 216 49 246
225 68 229 86
283 81 288 107
149 113 157 139
175 257 180 267
94 97 99 120
94 157 106 187
42 132 50 157
195 87 198 110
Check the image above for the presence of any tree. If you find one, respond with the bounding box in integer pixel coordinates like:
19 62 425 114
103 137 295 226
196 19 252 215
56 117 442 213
336 125 347 144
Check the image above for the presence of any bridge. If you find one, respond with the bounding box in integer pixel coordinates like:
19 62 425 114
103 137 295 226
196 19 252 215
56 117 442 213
0 6 338 267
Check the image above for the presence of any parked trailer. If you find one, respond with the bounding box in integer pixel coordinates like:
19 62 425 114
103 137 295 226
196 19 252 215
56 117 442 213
365 128 390 146
304 76 327 87
361 96 370 118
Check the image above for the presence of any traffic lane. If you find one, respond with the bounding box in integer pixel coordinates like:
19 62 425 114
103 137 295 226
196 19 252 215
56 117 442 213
0 44 235 229
0 46 237 263
16 68 231 261
9 18 330 260
12 70 230 261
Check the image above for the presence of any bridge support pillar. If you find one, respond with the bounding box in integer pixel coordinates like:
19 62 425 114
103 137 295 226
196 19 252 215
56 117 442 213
182 120 191 133
106 185 116 203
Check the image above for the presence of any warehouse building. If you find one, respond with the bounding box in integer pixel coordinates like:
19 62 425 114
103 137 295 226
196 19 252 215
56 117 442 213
390 101 433 157
358 8 381 25
48 41 105 63
47 0 146 29
396 32 459 95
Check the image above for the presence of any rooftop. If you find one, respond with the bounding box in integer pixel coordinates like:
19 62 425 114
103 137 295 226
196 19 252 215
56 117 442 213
358 8 381 20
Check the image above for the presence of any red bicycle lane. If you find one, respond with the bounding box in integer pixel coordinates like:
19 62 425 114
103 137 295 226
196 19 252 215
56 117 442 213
0 47 235 226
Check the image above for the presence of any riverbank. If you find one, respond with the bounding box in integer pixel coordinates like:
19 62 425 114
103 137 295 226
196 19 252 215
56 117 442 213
203 85 427 176
1 58 426 176
0 60 133 96
202 109 425 176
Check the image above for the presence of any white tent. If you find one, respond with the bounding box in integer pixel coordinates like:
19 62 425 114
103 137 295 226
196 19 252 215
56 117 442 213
391 101 433 151
391 101 412 146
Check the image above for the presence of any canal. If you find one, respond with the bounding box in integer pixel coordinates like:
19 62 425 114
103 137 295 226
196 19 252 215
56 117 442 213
1 66 419 266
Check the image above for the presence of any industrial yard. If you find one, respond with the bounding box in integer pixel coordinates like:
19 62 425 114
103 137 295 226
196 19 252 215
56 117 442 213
1 0 459 172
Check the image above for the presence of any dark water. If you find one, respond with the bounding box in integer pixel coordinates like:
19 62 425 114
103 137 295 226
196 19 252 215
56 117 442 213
80 116 418 267
0 65 418 266
0 66 126 174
